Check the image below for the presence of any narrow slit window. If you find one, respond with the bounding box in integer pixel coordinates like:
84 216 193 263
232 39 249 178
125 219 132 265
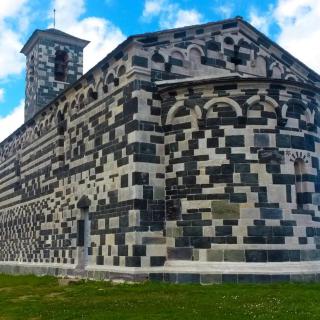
294 159 306 209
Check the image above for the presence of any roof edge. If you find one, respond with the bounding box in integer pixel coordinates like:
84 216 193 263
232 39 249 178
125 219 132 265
20 29 90 55
238 19 320 82
128 16 320 82
3 17 319 146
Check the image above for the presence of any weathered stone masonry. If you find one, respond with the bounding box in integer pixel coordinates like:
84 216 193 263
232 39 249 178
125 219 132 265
1 17 320 283
21 29 89 122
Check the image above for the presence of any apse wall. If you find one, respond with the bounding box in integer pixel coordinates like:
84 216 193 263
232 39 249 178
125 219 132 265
161 78 320 265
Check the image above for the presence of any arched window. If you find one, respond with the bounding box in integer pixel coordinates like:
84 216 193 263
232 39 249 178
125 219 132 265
54 50 68 82
166 102 201 131
151 52 165 75
206 102 237 127
171 51 184 60
294 159 306 209
285 101 310 131
96 81 104 98
286 102 307 120
151 52 165 63
87 88 97 104
247 101 277 127
117 65 126 77
170 51 184 67
271 66 282 79
189 47 202 69
206 102 237 119
106 73 114 84
224 37 234 45
255 56 267 77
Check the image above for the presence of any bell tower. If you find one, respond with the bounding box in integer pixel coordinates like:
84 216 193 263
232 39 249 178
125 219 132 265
21 29 89 122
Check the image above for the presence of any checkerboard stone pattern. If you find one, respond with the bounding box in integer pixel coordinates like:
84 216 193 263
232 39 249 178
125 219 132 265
162 81 320 265
0 17 320 283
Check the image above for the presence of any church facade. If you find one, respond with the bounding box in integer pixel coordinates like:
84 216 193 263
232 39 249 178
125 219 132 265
0 17 320 283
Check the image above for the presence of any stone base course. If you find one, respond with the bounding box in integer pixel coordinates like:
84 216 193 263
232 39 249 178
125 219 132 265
1 261 320 284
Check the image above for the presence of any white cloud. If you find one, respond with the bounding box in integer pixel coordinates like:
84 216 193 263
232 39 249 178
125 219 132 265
0 100 24 143
216 5 233 19
168 9 203 29
249 9 272 35
0 89 4 102
141 0 203 29
65 18 126 72
0 0 28 20
0 0 29 80
49 0 85 27
0 28 25 78
142 0 165 21
50 0 126 72
273 0 320 73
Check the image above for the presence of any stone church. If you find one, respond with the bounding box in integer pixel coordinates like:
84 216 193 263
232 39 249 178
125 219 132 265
0 17 320 283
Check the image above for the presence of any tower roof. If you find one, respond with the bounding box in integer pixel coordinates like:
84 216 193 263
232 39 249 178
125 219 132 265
20 28 90 55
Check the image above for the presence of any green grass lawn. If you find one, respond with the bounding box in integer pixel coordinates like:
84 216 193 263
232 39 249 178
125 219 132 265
0 275 320 319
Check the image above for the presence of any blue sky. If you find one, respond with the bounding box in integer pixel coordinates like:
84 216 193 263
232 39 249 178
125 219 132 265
0 0 319 141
